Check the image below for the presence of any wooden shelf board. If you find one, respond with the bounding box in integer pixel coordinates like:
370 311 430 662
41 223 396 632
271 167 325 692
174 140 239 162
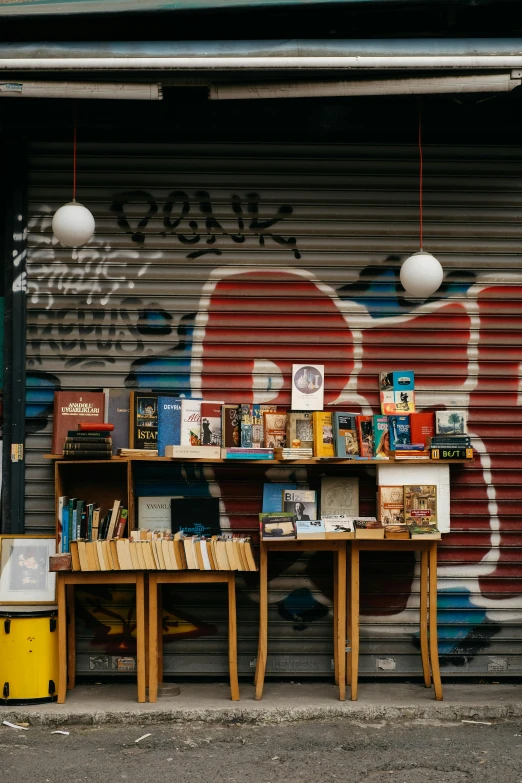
44 454 471 465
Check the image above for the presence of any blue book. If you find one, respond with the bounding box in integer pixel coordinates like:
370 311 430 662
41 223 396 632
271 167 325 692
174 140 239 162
388 415 411 449
158 396 182 456
225 452 273 460
61 506 70 553
262 483 297 513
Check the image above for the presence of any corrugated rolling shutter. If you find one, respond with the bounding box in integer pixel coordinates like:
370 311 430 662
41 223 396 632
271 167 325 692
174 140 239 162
25 141 522 678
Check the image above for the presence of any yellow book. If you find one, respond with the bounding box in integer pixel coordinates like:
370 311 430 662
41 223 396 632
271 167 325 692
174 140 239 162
77 540 88 571
70 541 80 571
96 540 107 571
154 539 166 570
162 539 175 570
244 538 257 571
225 539 238 570
103 540 115 570
85 541 98 571
142 541 156 570
234 539 247 571
135 541 147 570
175 538 187 570
116 539 132 570
313 411 335 457
129 541 140 570
109 539 121 570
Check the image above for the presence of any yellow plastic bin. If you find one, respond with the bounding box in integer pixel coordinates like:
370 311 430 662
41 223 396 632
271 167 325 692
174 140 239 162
0 607 58 704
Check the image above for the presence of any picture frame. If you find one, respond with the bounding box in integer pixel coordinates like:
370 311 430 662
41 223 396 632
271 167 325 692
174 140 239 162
0 535 57 605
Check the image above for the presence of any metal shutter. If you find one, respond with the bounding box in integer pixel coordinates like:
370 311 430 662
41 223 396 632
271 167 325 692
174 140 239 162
25 141 522 677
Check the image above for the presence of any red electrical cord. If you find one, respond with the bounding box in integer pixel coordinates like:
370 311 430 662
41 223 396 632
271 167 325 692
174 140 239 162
73 119 77 202
418 106 423 250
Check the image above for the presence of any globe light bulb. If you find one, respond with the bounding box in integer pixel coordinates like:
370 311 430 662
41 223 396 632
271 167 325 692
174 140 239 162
52 202 95 247
400 250 443 298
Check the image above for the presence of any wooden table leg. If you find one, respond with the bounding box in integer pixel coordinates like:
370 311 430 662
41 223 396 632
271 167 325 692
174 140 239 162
254 543 268 700
148 573 158 703
135 573 146 704
228 574 240 701
350 543 360 701
336 543 346 701
157 584 163 686
333 551 339 685
429 543 443 701
420 550 431 688
57 574 67 704
346 545 352 687
66 584 76 690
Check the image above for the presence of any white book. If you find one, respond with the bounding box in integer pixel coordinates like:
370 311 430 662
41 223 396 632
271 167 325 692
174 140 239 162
180 399 202 446
200 540 212 570
291 363 324 411
320 477 359 518
296 519 326 540
323 515 355 539
138 496 171 531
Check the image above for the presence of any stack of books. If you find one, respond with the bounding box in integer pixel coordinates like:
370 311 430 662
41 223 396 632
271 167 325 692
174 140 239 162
273 447 313 460
63 423 114 460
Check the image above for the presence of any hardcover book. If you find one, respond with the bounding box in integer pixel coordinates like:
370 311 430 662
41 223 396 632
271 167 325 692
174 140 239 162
259 512 296 539
283 489 317 520
291 363 324 411
356 415 374 458
323 515 355 539
333 411 359 457
52 391 105 454
240 404 253 448
262 483 297 513
171 496 221 537
221 404 241 448
296 519 326 540
388 415 411 449
180 399 202 446
409 412 435 448
201 401 223 447
312 411 335 457
431 447 473 460
378 486 405 526
252 404 277 448
409 524 441 540
138 496 172 530
353 517 384 539
435 410 468 435
263 412 287 449
157 396 182 456
404 485 438 527
320 476 359 518
286 411 314 450
379 370 415 414
129 391 159 450
373 414 390 458
103 388 131 454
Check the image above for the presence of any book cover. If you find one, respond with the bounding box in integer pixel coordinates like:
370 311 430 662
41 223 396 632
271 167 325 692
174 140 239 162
435 410 468 435
320 476 359 517
356 415 374 458
201 401 223 447
221 404 241 447
373 415 390 458
404 484 438 526
264 412 287 449
353 517 384 539
157 396 181 456
431 447 473 460
170 496 221 537
409 412 435 448
333 411 359 457
291 364 324 411
262 483 297 513
378 486 405 526
129 391 159 450
296 519 326 540
240 404 253 448
286 411 314 450
138 496 172 530
312 411 335 457
52 391 105 454
252 404 277 448
180 399 202 446
388 415 411 449
384 526 410 540
259 512 296 539
323 515 355 539
282 489 317 520
103 388 131 454
409 524 441 540
379 370 415 414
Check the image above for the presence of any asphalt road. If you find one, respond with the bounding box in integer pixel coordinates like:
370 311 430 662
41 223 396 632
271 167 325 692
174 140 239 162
1 719 521 783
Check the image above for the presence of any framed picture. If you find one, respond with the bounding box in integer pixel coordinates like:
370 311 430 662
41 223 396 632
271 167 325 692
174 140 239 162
0 536 57 605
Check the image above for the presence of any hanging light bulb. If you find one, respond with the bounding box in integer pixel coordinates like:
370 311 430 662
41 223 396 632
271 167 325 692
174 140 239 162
52 118 95 247
400 107 443 298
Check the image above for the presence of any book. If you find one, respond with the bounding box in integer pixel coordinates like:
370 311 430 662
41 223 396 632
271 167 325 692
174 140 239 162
394 452 431 460
273 447 313 460
103 388 131 454
165 445 221 459
430 438 471 448
332 411 359 457
394 442 425 450
262 483 298 513
221 404 241 448
356 415 373 458
377 486 404 526
106 500 122 540
320 476 359 517
379 370 415 414
323 515 355 539
354 517 384 539
384 525 410 540
286 411 314 450
435 410 468 435
373 415 390 459
62 450 112 460
409 412 435 448
259 512 296 539
115 507 128 538
240 404 253 448
282 489 317 520
296 519 326 540
263 412 287 449
223 450 274 460
170 496 220 537
78 422 114 432
157 396 181 456
312 411 335 457
291 364 324 411
63 441 113 451
67 431 112 440
404 485 437 527
138 496 173 530
52 391 105 454
431 448 473 460
180 398 202 446
252 404 277 448
388 415 411 449
129 391 159 450
58 495 69 553
118 448 159 457
201 401 223 447
409 524 441 540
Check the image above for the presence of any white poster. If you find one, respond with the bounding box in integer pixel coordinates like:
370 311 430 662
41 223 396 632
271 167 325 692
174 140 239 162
291 364 324 411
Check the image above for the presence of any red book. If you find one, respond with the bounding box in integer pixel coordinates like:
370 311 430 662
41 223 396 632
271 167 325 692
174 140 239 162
78 422 115 432
409 412 435 448
356 415 373 458
52 392 105 454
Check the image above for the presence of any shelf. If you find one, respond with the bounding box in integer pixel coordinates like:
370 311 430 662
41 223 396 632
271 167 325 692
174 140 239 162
44 454 472 465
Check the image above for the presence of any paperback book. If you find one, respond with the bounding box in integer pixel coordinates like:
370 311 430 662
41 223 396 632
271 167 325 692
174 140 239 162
312 411 335 457
262 483 298 513
404 485 438 527
291 364 324 411
379 370 415 414
377 486 404 526
259 512 297 539
388 415 411 449
129 391 159 450
157 396 181 456
356 415 373 458
282 489 317 520
373 414 390 458
171 496 221 537
240 404 253 448
286 411 314 450
409 412 435 448
252 404 277 448
323 515 355 539
296 519 326 540
180 399 202 446
353 517 384 539
221 404 241 448
103 388 131 454
263 412 287 449
435 410 468 435
201 401 223 447
320 476 359 518
332 411 359 457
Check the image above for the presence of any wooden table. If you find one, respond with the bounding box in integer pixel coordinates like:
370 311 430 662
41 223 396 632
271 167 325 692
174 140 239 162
255 539 347 701
348 539 442 701
148 571 240 702
56 571 147 704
